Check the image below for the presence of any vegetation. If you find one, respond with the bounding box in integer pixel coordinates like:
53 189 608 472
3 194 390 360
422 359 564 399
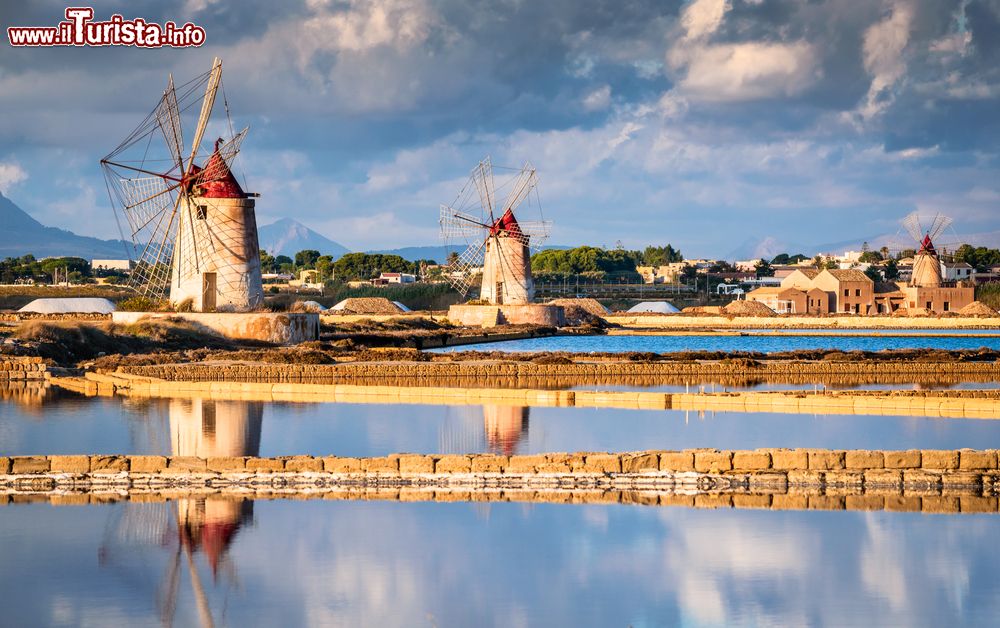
954 244 1000 272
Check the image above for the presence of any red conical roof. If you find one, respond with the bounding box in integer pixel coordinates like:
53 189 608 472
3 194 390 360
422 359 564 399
193 138 245 199
489 208 524 239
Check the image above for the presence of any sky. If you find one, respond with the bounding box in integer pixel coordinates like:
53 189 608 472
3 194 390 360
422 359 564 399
1 0 999 258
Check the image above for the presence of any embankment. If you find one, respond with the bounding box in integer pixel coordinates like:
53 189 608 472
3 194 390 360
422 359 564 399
3 448 999 514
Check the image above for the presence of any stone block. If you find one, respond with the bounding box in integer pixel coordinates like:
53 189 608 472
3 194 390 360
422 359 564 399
323 457 360 473
90 455 128 473
398 455 435 474
959 450 997 470
362 456 400 473
11 456 49 474
960 496 997 513
434 455 471 474
883 450 921 469
584 454 621 474
470 455 507 473
920 496 959 514
164 457 206 473
206 457 246 472
694 450 732 473
864 469 902 488
621 452 660 473
733 451 771 470
659 451 694 472
808 450 845 471
129 456 167 473
771 449 808 470
246 457 285 473
49 455 90 473
845 495 884 511
285 456 323 472
845 450 883 470
621 451 660 473
921 450 959 470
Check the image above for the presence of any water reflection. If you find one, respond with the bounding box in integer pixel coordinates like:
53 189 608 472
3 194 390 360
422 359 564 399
3 500 999 626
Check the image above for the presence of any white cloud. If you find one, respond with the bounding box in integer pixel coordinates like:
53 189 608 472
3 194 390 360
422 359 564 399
857 1 913 120
0 160 27 195
666 0 818 102
582 85 612 111
676 41 819 101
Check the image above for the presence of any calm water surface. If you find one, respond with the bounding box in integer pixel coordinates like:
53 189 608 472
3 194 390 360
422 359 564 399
432 332 1000 354
3 394 999 457
1 499 998 627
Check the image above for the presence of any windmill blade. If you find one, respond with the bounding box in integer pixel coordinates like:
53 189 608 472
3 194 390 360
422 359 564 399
500 163 537 214
185 57 223 174
472 157 496 223
511 220 552 249
927 214 953 241
156 75 185 174
901 212 924 242
440 205 489 240
444 239 487 296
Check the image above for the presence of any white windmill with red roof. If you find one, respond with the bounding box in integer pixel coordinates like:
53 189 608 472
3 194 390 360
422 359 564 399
101 58 263 311
440 157 551 305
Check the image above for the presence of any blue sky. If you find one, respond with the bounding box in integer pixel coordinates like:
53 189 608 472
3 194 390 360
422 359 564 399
1 0 999 257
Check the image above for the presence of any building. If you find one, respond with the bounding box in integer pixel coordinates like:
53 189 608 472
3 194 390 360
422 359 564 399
91 259 132 272
941 261 974 282
378 272 416 284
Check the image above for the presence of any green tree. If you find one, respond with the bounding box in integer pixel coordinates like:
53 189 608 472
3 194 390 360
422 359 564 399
754 259 775 277
294 249 321 268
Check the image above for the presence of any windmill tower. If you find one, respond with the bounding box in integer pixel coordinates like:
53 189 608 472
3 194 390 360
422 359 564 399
440 157 551 305
901 212 952 287
101 58 263 312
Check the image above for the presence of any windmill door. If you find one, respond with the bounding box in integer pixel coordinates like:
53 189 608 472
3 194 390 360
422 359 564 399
202 273 217 311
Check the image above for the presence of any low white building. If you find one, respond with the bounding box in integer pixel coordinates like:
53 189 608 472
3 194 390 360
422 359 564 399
91 259 132 271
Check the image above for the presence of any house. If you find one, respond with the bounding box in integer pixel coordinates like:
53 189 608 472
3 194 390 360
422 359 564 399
780 268 820 291
940 261 974 282
378 272 416 284
811 269 875 314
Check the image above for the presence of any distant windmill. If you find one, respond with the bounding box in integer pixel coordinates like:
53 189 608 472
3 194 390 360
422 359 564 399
439 157 551 305
101 58 263 311
900 212 954 287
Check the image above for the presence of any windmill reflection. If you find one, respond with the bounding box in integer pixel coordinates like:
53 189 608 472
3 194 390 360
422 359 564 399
101 398 262 627
483 405 530 455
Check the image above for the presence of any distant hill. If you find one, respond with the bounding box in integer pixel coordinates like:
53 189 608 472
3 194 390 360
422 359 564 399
369 244 573 263
0 192 129 259
258 218 351 259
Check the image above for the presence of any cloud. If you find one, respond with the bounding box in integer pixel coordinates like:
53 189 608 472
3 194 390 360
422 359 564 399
857 1 914 120
0 160 27 194
666 0 819 102
582 85 612 111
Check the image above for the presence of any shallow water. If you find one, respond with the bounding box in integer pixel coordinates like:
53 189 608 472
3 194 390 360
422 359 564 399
1 499 998 627
3 394 999 458
432 332 1000 354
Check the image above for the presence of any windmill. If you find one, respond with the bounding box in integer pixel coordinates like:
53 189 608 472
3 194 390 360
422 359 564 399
900 211 955 287
439 157 551 305
101 58 263 312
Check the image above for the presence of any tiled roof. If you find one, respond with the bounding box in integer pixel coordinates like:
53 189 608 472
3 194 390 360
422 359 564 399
826 269 872 282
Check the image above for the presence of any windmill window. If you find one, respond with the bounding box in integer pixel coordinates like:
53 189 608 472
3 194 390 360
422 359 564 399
196 205 208 220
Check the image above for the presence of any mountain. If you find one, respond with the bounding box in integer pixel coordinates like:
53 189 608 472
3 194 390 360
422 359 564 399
0 192 129 259
368 244 573 263
257 218 351 259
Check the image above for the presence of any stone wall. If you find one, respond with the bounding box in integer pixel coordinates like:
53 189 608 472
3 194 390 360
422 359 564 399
2 449 998 513
0 357 47 381
447 304 565 328
111 311 319 344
